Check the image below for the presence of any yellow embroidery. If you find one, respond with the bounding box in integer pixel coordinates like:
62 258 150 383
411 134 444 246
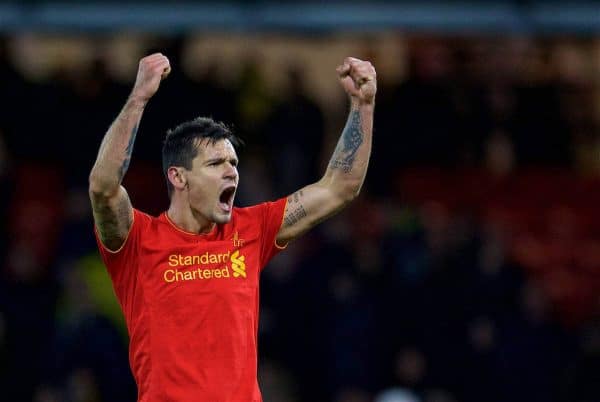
231 250 246 278
232 231 245 247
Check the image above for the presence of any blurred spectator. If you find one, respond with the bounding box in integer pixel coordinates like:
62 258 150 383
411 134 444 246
560 319 600 402
61 57 130 186
42 262 134 402
375 388 421 402
265 65 325 195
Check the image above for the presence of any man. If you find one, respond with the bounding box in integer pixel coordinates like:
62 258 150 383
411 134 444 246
89 52 376 402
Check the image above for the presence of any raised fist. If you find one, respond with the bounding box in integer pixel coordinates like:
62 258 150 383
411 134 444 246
130 53 171 103
336 57 377 105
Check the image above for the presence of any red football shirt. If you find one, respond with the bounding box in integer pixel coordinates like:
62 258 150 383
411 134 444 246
95 198 287 402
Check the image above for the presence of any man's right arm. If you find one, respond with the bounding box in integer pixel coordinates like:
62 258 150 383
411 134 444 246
89 53 170 251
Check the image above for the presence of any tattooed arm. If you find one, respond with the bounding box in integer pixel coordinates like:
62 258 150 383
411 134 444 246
276 57 376 244
89 53 170 251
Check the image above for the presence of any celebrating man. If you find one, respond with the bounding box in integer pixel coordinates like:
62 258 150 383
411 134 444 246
89 52 376 401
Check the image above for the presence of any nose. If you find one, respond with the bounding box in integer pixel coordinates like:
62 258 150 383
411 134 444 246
224 162 238 180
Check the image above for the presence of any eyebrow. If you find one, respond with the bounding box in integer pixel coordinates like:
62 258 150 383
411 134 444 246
205 156 238 164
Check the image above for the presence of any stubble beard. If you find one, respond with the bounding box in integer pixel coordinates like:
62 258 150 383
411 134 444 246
212 210 232 224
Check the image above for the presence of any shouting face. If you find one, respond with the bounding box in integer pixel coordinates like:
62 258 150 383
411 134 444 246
182 138 239 225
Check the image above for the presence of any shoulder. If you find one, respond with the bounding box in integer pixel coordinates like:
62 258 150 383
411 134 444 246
230 205 261 229
231 198 288 226
133 208 156 227
233 198 285 218
129 208 165 240
233 203 264 216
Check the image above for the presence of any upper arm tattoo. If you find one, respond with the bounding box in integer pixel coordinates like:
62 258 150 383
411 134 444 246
92 190 133 250
283 190 307 228
329 109 364 173
118 124 138 180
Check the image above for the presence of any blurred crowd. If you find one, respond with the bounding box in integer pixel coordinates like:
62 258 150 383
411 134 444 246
0 33 599 402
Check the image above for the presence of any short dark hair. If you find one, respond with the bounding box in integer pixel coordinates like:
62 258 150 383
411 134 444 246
162 117 243 197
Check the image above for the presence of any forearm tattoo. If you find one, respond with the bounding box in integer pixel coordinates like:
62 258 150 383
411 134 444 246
118 124 138 180
284 190 307 227
329 109 363 173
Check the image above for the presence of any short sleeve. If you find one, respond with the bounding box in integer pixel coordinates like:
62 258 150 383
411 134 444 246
94 208 151 317
257 197 288 269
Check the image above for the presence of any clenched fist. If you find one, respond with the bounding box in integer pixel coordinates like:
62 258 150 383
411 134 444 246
336 57 377 105
130 53 171 103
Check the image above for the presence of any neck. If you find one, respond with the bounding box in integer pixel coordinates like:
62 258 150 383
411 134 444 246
167 198 215 235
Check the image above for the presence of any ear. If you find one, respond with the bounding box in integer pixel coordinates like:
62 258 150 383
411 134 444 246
167 167 187 192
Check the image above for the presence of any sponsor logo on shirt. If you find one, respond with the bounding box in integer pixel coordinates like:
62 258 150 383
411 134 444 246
230 250 246 278
168 252 230 266
163 249 247 283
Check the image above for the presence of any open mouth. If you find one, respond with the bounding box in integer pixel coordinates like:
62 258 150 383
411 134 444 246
218 186 236 212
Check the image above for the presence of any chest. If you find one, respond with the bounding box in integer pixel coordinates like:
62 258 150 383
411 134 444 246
137 233 261 309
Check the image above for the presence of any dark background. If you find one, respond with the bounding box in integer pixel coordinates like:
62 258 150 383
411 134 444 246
0 2 599 402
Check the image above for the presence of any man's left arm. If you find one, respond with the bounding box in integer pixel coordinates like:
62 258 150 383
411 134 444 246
276 57 376 245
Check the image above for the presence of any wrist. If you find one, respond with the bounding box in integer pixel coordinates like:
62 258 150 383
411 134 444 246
350 97 375 110
126 94 149 109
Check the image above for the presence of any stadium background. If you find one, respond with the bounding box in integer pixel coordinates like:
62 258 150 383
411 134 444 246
0 1 599 401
